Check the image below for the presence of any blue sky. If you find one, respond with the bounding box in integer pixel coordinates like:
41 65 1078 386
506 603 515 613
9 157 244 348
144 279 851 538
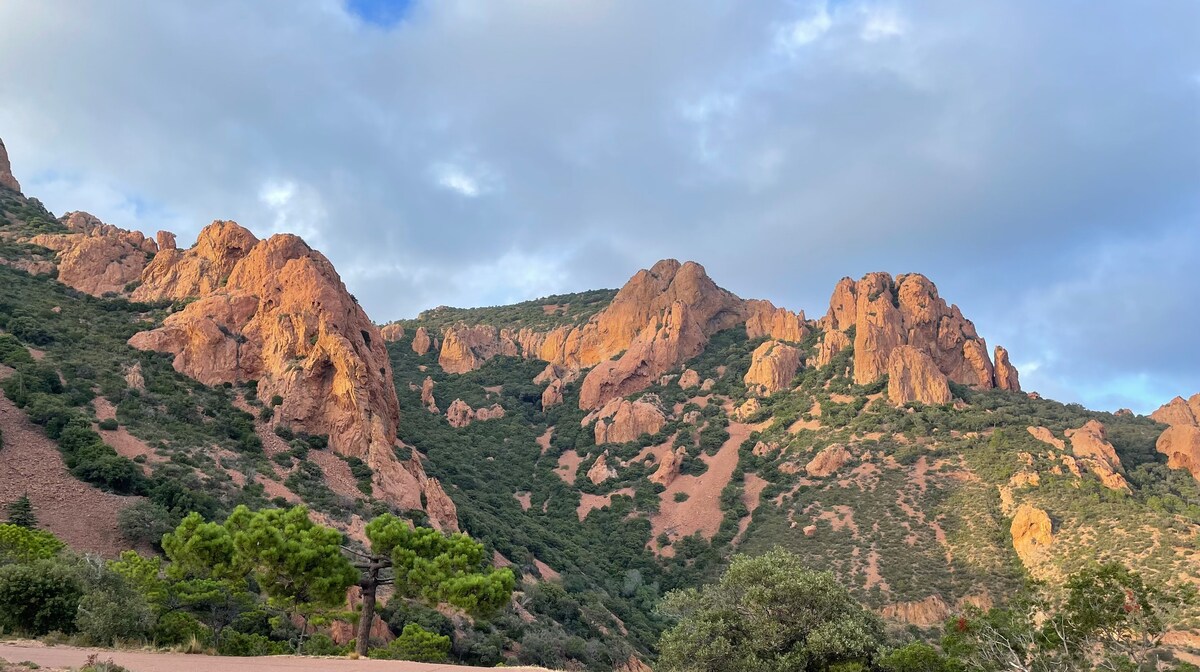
0 0 1196 413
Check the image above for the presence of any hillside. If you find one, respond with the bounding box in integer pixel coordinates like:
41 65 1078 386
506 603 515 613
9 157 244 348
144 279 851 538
0 137 1198 669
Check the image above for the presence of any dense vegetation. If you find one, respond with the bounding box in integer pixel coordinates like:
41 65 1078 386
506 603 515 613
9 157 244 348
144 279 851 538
391 287 618 332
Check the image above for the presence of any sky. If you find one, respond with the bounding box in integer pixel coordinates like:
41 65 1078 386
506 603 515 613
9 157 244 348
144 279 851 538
0 0 1196 413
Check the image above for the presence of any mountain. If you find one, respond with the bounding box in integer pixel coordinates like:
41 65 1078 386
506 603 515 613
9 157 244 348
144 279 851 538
1 138 1198 669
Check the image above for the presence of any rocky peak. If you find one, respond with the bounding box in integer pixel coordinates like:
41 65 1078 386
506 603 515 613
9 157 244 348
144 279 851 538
1151 395 1200 427
744 300 808 343
0 137 20 193
744 340 802 396
819 271 1017 391
28 211 157 296
887 345 952 406
133 220 258 301
1065 420 1129 491
1153 394 1200 484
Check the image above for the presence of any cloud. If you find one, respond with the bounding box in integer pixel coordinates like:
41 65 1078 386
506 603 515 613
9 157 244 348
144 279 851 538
0 0 1195 412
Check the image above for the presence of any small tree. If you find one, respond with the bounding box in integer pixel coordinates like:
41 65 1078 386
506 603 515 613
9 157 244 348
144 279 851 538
656 548 885 672
342 514 515 657
5 495 36 529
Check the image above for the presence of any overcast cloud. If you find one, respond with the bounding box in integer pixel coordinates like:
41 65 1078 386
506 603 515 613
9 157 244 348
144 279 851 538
0 0 1196 412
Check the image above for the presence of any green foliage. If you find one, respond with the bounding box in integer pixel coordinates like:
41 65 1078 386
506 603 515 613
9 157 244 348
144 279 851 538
656 548 885 672
877 642 961 672
369 622 451 662
75 557 154 645
0 558 82 635
0 524 64 564
400 288 617 333
5 495 36 529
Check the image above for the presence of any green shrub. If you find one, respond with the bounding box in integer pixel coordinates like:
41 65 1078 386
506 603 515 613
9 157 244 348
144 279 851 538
218 630 288 656
0 559 82 635
369 623 451 662
98 418 119 431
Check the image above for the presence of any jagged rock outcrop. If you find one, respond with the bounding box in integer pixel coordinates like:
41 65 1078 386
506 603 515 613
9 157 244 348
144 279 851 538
542 379 564 409
744 300 808 343
818 272 1014 390
1027 426 1065 450
887 345 952 406
29 212 158 296
420 376 438 413
678 368 700 389
125 223 454 527
0 138 20 193
440 325 519 373
806 444 851 477
815 329 851 369
380 323 404 342
587 453 617 485
411 326 434 355
651 446 687 486
1065 420 1129 491
535 364 579 410
744 340 801 396
1011 503 1053 568
132 220 258 301
445 398 505 428
734 397 761 421
1152 394 1200 427
993 346 1021 392
156 231 176 251
592 396 666 444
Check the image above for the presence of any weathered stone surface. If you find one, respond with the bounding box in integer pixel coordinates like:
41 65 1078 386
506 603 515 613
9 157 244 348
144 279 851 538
133 220 258 301
993 346 1021 391
587 453 617 485
815 329 851 369
0 137 20 192
445 398 504 428
650 446 687 486
1011 503 1053 567
420 376 438 413
380 323 404 342
1065 420 1129 491
593 396 666 445
1027 426 1065 450
542 378 564 409
819 272 1013 390
29 211 158 296
678 368 700 389
744 300 808 343
806 444 851 477
1151 394 1200 428
156 230 176 251
411 326 433 355
887 345 952 406
744 340 802 396
1157 425 1200 483
125 228 451 526
734 397 761 421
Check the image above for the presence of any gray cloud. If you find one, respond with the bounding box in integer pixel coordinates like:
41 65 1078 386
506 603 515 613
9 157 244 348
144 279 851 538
0 0 1196 412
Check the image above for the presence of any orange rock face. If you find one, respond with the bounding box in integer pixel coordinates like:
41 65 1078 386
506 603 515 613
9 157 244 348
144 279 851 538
744 300 808 343
132 221 259 301
380 323 404 342
887 345 952 406
0 138 20 193
1157 426 1200 482
1065 420 1129 491
587 453 617 485
420 376 438 413
815 329 851 369
1151 394 1200 427
29 212 158 297
993 346 1021 391
411 326 433 355
1010 503 1053 567
542 379 564 409
126 222 453 527
805 444 851 477
592 396 666 445
744 340 802 396
819 272 1013 390
445 398 505 428
678 369 700 389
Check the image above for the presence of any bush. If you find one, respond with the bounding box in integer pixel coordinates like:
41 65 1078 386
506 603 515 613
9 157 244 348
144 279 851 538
301 632 345 656
369 623 450 662
218 630 288 656
75 562 154 645
0 559 82 635
98 418 119 431
0 524 64 563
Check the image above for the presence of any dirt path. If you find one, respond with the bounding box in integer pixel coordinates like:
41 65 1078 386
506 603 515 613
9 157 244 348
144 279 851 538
0 642 556 672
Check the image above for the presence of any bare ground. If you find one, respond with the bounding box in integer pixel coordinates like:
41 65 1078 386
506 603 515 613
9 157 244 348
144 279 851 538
0 641 557 672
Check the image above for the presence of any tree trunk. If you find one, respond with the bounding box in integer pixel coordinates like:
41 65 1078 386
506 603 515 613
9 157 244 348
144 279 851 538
355 563 380 657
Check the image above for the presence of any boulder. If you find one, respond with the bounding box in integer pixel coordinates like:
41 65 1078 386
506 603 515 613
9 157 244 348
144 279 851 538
1010 503 1053 567
1156 425 1200 483
380 323 404 342
542 378 564 409
593 397 666 445
805 444 851 477
420 376 438 413
156 230 177 251
744 340 802 396
445 398 504 428
587 453 617 485
887 345 951 406
411 326 434 355
1065 420 1128 491
678 368 700 389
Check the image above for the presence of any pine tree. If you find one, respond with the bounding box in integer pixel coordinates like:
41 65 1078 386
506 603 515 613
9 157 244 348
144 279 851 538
5 495 36 529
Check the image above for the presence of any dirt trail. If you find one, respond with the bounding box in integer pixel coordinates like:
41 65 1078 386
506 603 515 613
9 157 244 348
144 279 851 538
0 368 138 556
0 642 556 671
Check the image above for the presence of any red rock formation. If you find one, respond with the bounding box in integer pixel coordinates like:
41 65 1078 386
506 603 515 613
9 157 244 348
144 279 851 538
744 340 801 396
993 346 1021 391
542 379 564 409
132 220 258 301
587 453 617 485
818 272 1013 390
1151 395 1200 427
592 396 666 444
1011 503 1053 568
445 398 505 428
1065 420 1129 491
815 330 851 369
126 223 454 527
744 300 808 343
678 369 700 389
411 326 434 355
806 444 851 477
420 376 438 413
887 345 952 406
380 323 404 342
30 212 156 296
0 138 20 193
156 231 176 251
